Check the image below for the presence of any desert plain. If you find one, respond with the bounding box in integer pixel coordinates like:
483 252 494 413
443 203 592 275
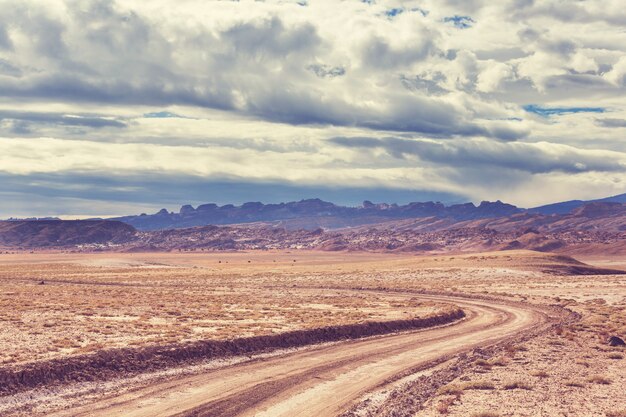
0 249 624 417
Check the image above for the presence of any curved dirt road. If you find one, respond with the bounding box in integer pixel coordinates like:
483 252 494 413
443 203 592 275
49 294 547 417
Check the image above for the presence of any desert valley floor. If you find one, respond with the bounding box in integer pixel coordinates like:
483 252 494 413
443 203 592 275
0 250 625 417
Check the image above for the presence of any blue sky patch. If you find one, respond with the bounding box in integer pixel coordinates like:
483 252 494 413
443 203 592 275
444 15 475 29
384 7 427 18
143 111 184 119
523 105 605 117
385 8 403 17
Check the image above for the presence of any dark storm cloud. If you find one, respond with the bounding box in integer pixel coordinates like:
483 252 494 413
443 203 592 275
0 59 21 77
0 75 237 111
330 136 625 174
597 118 626 128
361 34 436 69
0 26 12 50
245 88 528 140
223 17 321 57
0 171 467 217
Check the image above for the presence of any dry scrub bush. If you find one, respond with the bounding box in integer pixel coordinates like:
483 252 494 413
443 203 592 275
606 411 626 417
587 375 611 385
575 359 590 368
436 396 458 414
502 380 532 390
564 380 585 388
530 370 549 378
437 384 463 396
471 412 501 417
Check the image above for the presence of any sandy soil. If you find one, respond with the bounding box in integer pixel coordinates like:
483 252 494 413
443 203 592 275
0 249 624 416
0 252 444 366
41 294 544 417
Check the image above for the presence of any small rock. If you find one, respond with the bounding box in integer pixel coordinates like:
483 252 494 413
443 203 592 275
608 336 625 347
38 280 45 285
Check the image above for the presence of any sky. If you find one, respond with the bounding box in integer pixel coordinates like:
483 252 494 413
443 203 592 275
1 0 625 217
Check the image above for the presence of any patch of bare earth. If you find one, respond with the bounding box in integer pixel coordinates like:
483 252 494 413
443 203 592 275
341 254 626 417
415 325 625 417
0 250 624 416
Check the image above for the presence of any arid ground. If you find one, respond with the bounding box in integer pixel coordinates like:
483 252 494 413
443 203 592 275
0 250 625 416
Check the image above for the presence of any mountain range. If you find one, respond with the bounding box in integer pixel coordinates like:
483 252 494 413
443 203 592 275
1 198 624 256
112 193 626 231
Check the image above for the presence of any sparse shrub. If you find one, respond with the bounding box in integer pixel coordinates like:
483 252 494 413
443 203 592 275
471 412 500 417
503 380 532 390
587 375 611 385
488 356 508 366
475 358 491 367
436 396 457 414
606 411 626 417
531 370 549 378
565 380 585 387
575 359 591 367
437 384 463 396
608 353 623 360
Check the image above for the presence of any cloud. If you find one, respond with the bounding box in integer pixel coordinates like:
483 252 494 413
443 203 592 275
0 0 531 139
597 118 626 128
605 56 626 86
330 136 626 174
0 110 126 128
0 0 625 214
307 64 345 78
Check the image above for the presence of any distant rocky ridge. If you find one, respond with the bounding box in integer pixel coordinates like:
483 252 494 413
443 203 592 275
112 194 626 231
529 192 626 215
1 202 625 257
112 198 522 231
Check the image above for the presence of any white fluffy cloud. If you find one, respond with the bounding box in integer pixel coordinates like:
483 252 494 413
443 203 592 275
0 0 625 215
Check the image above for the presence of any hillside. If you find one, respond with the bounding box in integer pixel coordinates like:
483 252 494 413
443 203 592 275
1 202 624 256
529 192 626 215
0 220 137 248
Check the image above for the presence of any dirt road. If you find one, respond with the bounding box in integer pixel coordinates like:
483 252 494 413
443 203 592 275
48 294 547 417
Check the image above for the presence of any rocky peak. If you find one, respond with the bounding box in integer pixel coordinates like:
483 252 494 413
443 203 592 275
180 204 195 214
197 203 218 212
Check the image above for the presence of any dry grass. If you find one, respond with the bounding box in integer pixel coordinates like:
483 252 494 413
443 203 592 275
587 375 612 385
564 379 585 387
502 380 532 390
530 369 549 378
1 250 625 417
471 412 500 417
475 356 508 368
0 253 454 366
437 384 464 396
436 396 458 414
